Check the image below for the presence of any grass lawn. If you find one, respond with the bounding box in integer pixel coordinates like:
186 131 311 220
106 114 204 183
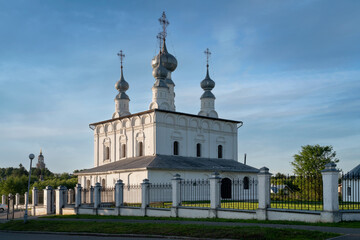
0 220 339 240
41 214 360 228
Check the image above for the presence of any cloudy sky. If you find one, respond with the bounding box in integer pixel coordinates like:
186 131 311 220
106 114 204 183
0 0 359 174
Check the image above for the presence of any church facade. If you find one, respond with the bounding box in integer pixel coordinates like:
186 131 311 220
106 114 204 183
77 13 258 188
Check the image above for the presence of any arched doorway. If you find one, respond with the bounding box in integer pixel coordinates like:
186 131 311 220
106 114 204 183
221 178 232 199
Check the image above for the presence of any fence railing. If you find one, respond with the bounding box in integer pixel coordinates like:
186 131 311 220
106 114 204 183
37 191 44 205
123 184 141 207
340 173 360 210
100 187 115 208
221 178 258 210
67 189 75 205
270 175 323 211
82 188 93 205
180 179 210 208
149 183 172 208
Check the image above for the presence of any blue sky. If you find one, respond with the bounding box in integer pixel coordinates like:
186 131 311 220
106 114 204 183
0 0 359 174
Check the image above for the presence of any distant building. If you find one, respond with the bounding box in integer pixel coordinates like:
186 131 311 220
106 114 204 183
36 149 46 170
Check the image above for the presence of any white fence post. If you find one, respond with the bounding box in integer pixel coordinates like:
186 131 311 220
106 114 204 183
171 174 181 217
15 193 20 209
24 192 28 206
141 179 150 213
31 187 38 216
44 186 53 215
115 180 124 208
55 186 66 215
94 182 101 209
32 187 38 206
321 162 341 222
257 167 271 220
209 172 221 217
75 184 82 208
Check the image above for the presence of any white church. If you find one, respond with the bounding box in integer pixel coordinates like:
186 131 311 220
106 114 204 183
77 13 259 188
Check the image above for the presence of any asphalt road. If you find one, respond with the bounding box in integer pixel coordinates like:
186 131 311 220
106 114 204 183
0 232 178 240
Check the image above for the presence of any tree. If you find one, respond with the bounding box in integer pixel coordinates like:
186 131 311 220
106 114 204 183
291 144 339 177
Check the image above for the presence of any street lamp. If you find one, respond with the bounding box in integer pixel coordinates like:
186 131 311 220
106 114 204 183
24 153 34 223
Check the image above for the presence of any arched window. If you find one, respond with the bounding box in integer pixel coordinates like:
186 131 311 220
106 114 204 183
138 142 143 156
221 178 232 199
122 144 126 158
86 180 91 189
218 145 223 159
173 141 179 155
101 179 106 188
105 147 110 160
196 143 201 157
243 177 249 190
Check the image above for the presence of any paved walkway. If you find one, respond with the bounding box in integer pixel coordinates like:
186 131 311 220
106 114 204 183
2 216 360 239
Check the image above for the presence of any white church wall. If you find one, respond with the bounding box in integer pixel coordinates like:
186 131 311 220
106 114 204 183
93 112 156 167
154 111 238 160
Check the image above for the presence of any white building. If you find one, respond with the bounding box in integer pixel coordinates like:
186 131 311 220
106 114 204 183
76 13 258 191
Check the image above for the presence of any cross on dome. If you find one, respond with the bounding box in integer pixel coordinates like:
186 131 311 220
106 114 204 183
204 48 211 68
117 50 125 69
158 11 169 42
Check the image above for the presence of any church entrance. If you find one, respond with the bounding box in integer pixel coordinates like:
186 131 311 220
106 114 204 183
221 178 232 199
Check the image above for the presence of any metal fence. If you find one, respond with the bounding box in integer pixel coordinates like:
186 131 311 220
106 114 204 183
180 179 210 208
221 178 258 210
149 183 172 208
37 191 44 205
123 184 142 207
270 175 323 211
19 194 25 205
67 189 75 205
100 187 115 208
82 188 93 205
340 173 360 210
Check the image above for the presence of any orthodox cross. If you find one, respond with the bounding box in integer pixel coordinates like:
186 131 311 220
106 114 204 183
117 50 125 69
158 11 169 42
204 48 211 67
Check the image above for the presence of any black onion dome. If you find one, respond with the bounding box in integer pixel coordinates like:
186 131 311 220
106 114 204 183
151 42 177 72
115 68 129 92
200 68 215 91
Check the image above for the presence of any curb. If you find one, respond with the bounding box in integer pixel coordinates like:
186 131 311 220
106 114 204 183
0 230 223 240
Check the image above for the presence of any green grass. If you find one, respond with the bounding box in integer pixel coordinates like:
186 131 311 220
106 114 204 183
41 214 360 228
0 220 339 240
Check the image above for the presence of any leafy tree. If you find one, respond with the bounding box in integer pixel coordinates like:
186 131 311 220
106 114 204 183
291 144 339 177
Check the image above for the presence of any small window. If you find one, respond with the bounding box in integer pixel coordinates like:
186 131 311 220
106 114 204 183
122 144 126 158
218 145 223 158
348 187 351 196
196 143 201 157
243 177 249 190
105 147 110 160
138 142 143 156
174 141 179 155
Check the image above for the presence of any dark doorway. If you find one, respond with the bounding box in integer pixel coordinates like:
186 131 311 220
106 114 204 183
221 178 232 199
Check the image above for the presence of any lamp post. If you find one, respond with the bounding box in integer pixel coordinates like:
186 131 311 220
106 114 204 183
24 153 34 223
